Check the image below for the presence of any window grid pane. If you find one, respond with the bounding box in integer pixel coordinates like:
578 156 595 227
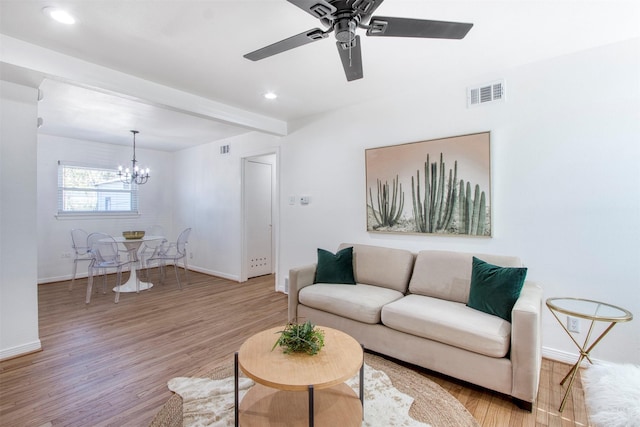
58 163 139 214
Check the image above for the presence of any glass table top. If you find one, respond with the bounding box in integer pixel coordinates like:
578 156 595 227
546 297 633 322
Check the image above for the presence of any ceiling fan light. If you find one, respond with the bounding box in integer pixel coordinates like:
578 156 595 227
43 7 76 25
334 18 357 43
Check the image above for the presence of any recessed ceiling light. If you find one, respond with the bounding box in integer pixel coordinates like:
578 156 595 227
43 7 76 25
264 92 278 100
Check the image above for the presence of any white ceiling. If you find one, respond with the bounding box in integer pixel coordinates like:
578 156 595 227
1 0 639 151
36 78 249 151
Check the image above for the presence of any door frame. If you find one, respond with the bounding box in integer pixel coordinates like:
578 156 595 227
240 147 280 287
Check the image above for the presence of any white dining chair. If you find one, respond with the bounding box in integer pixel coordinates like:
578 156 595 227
139 224 167 271
86 232 134 304
69 229 93 291
146 227 192 289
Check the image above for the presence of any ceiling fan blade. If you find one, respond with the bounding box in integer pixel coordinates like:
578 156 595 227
349 0 385 20
366 16 473 39
286 0 337 20
244 28 328 61
336 35 363 81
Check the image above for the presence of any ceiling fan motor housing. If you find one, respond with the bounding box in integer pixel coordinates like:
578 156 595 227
331 1 362 43
334 17 358 42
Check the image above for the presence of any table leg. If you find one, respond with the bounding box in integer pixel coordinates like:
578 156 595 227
558 317 598 412
112 245 154 292
549 308 593 365
559 352 585 412
234 352 239 427
308 384 314 427
360 345 365 418
558 320 618 412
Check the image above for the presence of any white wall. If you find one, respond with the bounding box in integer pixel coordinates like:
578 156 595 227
173 132 281 281
36 134 175 283
35 130 283 285
278 39 640 364
0 80 41 359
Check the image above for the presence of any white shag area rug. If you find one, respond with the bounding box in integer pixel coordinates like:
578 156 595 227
581 362 640 427
168 362 431 427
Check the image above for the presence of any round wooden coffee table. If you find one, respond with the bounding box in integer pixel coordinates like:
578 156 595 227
234 325 364 426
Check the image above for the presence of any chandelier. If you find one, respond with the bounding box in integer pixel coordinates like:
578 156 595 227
118 130 150 185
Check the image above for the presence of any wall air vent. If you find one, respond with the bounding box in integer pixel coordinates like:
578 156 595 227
220 144 230 154
467 79 505 108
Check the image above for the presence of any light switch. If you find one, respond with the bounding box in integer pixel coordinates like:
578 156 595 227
288 195 296 205
300 196 310 205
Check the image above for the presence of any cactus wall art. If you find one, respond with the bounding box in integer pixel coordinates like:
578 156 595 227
366 132 491 236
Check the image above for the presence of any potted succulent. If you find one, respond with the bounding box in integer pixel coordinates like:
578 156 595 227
272 321 325 355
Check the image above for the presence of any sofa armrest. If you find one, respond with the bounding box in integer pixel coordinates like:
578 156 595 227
288 264 317 322
510 281 543 404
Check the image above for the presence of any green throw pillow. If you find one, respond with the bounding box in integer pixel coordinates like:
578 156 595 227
467 257 527 322
314 247 356 284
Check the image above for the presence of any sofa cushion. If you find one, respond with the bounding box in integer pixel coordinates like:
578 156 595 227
299 283 405 324
314 247 356 284
467 257 528 322
338 243 414 293
381 294 512 358
408 250 523 304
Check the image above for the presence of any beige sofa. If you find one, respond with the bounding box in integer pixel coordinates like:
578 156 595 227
288 243 543 410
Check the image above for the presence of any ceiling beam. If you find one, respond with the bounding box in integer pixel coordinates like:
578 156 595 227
0 35 287 137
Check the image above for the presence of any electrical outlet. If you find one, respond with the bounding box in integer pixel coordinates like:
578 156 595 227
189 252 193 259
61 252 72 259
567 316 580 333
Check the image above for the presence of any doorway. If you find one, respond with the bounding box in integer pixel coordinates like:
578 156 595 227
242 153 277 280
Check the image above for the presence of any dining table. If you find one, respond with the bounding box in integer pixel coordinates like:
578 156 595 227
109 235 165 293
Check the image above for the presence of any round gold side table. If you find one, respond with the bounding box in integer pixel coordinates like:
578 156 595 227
546 297 633 412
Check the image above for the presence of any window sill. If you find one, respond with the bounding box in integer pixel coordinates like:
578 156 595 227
55 212 141 220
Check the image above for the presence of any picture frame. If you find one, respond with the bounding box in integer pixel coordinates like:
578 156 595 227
365 132 491 236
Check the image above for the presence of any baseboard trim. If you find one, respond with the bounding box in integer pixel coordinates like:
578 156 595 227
38 267 239 284
542 346 597 366
0 340 42 361
39 274 81 284
187 266 239 282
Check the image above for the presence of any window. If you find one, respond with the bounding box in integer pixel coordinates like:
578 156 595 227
57 161 138 215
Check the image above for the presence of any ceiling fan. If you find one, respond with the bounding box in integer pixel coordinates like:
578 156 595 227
244 0 473 81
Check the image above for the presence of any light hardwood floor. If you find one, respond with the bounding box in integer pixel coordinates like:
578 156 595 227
0 269 591 426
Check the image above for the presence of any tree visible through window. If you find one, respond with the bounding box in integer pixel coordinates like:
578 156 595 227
57 162 138 214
